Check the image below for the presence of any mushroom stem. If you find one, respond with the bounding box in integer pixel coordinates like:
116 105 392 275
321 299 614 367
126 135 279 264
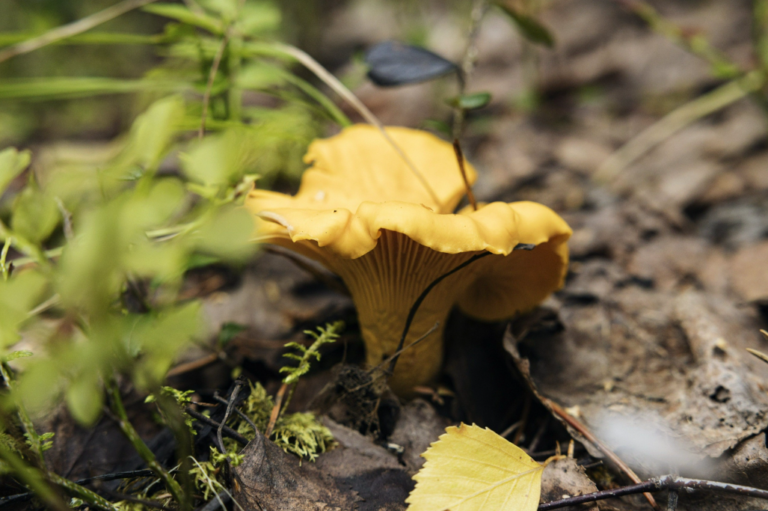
387 251 490 377
452 139 478 211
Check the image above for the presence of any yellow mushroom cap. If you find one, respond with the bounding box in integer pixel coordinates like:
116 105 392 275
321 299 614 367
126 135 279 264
246 125 571 395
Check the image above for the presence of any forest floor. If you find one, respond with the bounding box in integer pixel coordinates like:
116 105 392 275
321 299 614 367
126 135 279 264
37 1 768 510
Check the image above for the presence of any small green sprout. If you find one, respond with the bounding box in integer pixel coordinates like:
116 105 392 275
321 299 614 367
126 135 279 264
280 321 343 385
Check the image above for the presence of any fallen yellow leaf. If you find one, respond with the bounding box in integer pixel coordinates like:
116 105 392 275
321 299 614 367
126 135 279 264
406 423 543 511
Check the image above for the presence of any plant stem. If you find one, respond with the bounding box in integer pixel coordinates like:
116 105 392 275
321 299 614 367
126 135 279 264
452 0 489 139
49 472 117 511
0 363 47 469
594 71 764 183
0 439 67 511
106 378 185 505
154 392 194 511
199 31 231 140
0 221 53 274
0 0 160 64
617 0 741 78
452 140 477 211
1 237 12 280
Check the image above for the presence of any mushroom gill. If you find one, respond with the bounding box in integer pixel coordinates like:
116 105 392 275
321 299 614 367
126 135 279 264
246 125 571 395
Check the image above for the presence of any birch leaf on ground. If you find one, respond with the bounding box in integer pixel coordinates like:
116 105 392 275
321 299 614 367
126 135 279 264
407 423 543 511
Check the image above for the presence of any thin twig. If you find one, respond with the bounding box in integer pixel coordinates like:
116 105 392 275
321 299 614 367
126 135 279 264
167 353 220 378
216 381 242 459
369 322 440 376
185 408 248 445
27 294 60 318
269 42 442 208
513 391 531 445
213 394 258 436
538 474 768 510
527 416 549 453
197 491 231 511
543 397 660 510
387 252 491 376
0 0 159 64
326 323 441 397
453 140 477 211
265 383 288 437
500 420 522 439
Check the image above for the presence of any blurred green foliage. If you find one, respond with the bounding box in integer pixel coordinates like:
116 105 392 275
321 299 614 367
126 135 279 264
0 0 350 506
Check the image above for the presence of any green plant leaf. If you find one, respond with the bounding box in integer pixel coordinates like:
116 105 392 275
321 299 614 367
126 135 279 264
237 2 281 35
181 128 260 188
0 147 30 196
4 351 33 362
126 96 185 172
65 372 103 426
0 270 48 348
445 92 492 110
198 0 239 19
11 186 59 244
194 206 255 262
0 77 187 100
495 3 555 48
142 4 224 34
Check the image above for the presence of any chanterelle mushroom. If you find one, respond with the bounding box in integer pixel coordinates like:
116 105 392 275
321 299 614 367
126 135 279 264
246 125 571 395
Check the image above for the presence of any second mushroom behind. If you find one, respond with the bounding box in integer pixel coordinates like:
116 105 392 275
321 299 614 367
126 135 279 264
246 125 571 396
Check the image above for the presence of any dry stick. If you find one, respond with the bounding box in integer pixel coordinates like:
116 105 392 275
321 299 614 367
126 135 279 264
387 252 491 377
527 415 549 453
216 382 242 458
0 0 159 64
543 397 660 511
213 395 258 435
593 71 763 183
500 420 522 439
270 42 442 208
452 140 478 211
265 383 288 437
538 475 768 511
513 391 531 445
167 353 220 378
185 408 248 446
